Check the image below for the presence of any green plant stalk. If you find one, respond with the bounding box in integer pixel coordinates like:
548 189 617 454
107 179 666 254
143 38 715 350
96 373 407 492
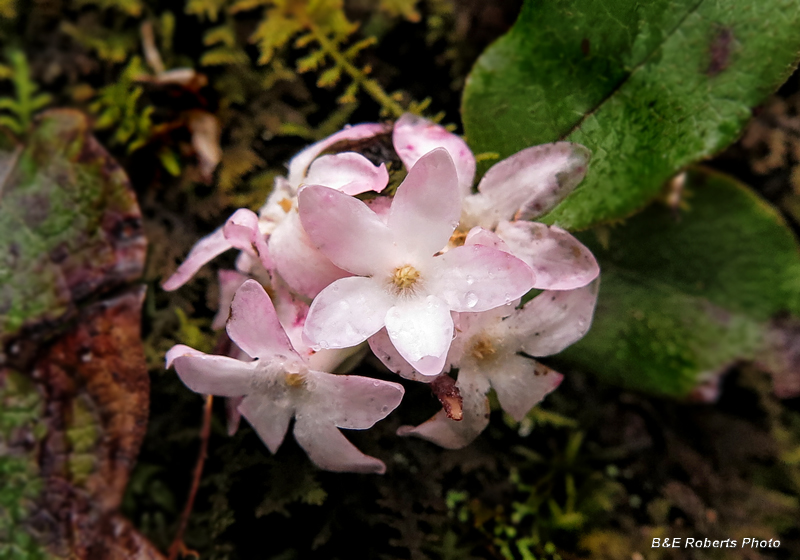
308 24 405 118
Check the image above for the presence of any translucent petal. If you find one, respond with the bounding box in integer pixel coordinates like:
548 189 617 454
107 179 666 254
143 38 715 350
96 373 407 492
484 355 563 422
385 295 454 376
392 113 476 197
238 393 292 454
288 122 389 187
222 208 272 270
269 212 350 298
310 371 404 429
388 148 461 258
293 417 387 474
428 245 534 312
162 228 230 291
298 185 394 276
168 348 256 397
212 269 248 330
304 277 394 350
495 221 599 290
305 152 389 195
397 368 490 449
227 279 299 360
505 281 600 357
470 143 591 228
464 226 510 251
368 328 433 382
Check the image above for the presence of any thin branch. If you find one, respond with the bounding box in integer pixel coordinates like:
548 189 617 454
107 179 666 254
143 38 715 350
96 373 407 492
167 394 214 560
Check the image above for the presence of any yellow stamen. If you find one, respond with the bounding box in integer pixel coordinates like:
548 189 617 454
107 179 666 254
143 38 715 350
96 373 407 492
284 372 306 387
470 337 497 361
278 198 293 213
391 265 420 291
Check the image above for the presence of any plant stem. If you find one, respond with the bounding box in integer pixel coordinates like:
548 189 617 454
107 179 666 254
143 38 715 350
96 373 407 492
167 394 214 560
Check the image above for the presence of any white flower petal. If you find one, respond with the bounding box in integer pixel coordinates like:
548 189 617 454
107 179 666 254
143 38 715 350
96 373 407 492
397 368 490 449
269 212 350 298
298 185 394 276
505 281 600 357
429 245 534 312
368 328 432 382
310 371 404 429
227 279 299 361
238 393 293 454
392 113 476 197
305 152 389 195
288 122 390 187
212 269 248 330
485 355 563 422
464 226 511 251
293 417 387 474
385 296 454 376
495 221 599 290
304 277 394 350
388 148 461 258
471 142 591 227
162 228 231 291
222 208 272 269
168 348 257 397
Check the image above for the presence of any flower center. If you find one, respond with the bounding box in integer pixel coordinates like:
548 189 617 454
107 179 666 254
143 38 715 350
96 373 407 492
470 337 497 361
278 198 293 213
391 265 421 291
284 372 307 387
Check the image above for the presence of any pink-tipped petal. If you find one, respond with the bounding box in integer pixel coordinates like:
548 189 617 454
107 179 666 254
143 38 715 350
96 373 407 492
385 296 453 376
495 221 599 290
388 148 461 258
472 142 591 227
311 371 405 429
226 396 243 436
162 228 231 291
170 352 257 397
269 212 350 298
288 122 390 186
464 226 511 251
298 185 394 276
397 369 490 449
212 269 249 330
428 245 534 313
305 152 389 195
506 281 600 357
165 344 205 369
485 356 563 422
227 279 298 360
368 329 432 382
223 208 272 270
304 277 394 349
392 113 476 197
293 418 387 474
239 393 293 453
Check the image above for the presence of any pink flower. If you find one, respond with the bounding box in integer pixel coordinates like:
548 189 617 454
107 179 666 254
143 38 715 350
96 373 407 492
166 279 404 474
397 114 599 292
299 148 535 376
162 123 390 294
373 281 599 449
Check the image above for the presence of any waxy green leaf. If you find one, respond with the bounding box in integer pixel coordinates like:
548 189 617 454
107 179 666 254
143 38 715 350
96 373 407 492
554 167 800 398
462 0 800 230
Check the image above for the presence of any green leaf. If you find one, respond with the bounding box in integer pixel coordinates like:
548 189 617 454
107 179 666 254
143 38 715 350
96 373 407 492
462 0 800 230
555 167 800 398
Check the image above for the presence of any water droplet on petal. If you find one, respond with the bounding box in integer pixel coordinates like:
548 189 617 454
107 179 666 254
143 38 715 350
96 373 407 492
466 292 478 308
466 275 474 285
373 380 381 387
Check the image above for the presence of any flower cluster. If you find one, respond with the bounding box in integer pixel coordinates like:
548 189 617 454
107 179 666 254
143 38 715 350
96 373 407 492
164 114 600 474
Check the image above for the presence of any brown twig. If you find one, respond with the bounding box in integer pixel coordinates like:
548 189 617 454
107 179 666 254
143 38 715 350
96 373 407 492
167 394 214 560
